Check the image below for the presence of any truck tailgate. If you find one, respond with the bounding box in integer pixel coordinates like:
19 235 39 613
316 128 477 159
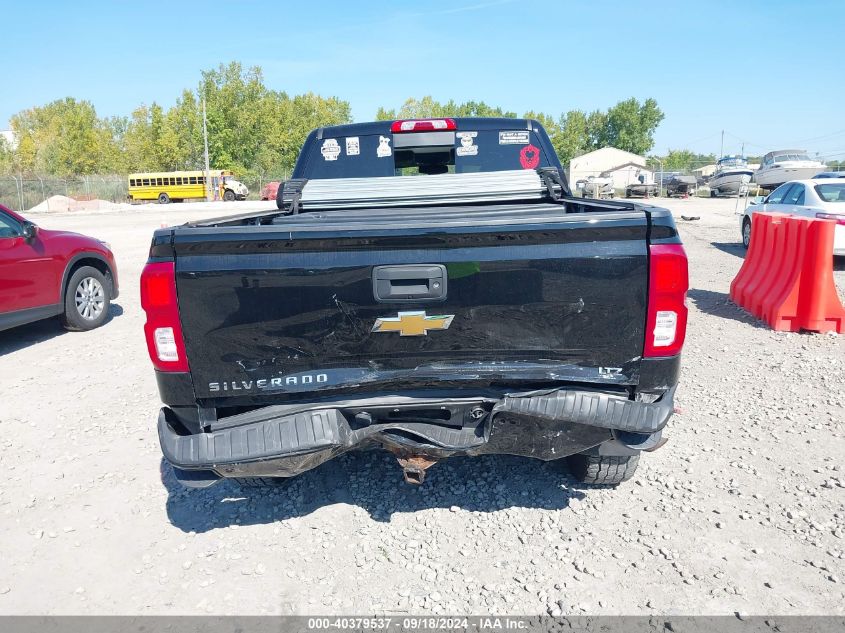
172 205 650 400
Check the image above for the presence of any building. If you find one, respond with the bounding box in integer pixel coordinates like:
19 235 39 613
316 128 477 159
568 147 654 191
692 164 718 178
1 130 16 149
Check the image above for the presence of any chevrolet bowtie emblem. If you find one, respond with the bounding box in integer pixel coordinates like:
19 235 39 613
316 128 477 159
372 311 454 337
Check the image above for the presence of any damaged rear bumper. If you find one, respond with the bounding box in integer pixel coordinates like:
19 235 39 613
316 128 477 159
159 386 675 483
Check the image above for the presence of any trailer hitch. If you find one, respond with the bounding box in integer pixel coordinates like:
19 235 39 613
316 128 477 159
394 454 439 485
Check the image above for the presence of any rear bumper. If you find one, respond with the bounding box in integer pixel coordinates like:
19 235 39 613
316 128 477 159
159 386 675 479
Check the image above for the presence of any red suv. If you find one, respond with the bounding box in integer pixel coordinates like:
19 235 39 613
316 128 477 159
0 204 119 332
259 181 280 201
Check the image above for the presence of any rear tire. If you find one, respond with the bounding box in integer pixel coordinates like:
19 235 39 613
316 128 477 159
566 453 640 485
61 266 111 331
742 217 752 248
158 192 170 204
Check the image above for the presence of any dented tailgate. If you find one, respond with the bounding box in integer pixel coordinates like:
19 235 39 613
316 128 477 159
172 205 649 401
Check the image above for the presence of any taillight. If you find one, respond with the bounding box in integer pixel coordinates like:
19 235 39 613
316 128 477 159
816 212 845 226
644 244 689 358
390 118 457 133
140 261 188 372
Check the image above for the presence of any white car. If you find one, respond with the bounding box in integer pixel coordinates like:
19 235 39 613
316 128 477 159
740 178 845 255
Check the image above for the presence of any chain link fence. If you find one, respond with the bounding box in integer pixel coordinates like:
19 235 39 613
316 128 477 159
0 170 291 212
0 175 127 212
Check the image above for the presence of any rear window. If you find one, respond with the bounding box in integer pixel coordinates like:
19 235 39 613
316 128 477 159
815 183 845 202
299 129 553 180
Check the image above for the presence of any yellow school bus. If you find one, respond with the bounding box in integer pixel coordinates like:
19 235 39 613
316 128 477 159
127 170 249 204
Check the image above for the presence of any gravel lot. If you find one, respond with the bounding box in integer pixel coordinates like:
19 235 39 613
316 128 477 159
0 197 843 615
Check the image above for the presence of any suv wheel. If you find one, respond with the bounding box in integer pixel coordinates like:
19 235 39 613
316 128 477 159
62 266 111 331
566 453 639 485
742 217 752 248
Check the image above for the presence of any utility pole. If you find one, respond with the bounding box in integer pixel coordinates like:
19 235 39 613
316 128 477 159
202 96 211 202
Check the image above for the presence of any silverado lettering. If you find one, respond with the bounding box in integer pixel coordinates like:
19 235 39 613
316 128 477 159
141 117 688 489
208 374 330 392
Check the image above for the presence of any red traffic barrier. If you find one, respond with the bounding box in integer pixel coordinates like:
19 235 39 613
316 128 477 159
795 219 845 333
729 214 845 333
730 213 783 309
759 216 810 330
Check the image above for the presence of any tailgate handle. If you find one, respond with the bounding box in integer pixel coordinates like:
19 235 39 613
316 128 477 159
372 265 447 302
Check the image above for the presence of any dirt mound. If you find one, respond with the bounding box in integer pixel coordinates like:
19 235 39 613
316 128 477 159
27 195 127 213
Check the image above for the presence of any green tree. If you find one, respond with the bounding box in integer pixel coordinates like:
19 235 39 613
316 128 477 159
123 104 163 171
653 149 717 172
376 96 516 120
4 61 352 177
10 98 118 176
0 136 14 172
593 98 664 155
555 110 591 165
198 62 351 176
661 149 697 171
162 90 203 170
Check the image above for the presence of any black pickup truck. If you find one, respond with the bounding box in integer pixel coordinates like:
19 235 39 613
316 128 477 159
141 117 688 489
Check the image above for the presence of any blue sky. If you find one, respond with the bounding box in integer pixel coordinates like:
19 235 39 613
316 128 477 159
4 0 844 159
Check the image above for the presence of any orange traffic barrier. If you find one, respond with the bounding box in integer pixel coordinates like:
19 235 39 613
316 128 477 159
728 213 762 307
759 217 810 330
795 219 845 333
729 214 845 334
748 215 789 315
730 213 784 309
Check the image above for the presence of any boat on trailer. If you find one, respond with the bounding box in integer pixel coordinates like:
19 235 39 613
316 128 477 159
753 150 827 190
709 156 753 197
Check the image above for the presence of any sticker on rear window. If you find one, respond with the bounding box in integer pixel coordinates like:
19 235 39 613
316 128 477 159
377 135 392 158
519 144 541 169
456 131 478 157
321 138 341 161
345 137 360 156
500 131 530 145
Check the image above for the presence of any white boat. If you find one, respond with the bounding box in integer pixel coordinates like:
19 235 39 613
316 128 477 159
753 150 827 190
709 156 753 197
577 176 615 199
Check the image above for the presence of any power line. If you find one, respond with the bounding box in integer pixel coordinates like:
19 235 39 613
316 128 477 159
783 129 845 146
722 131 768 150
669 131 723 151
